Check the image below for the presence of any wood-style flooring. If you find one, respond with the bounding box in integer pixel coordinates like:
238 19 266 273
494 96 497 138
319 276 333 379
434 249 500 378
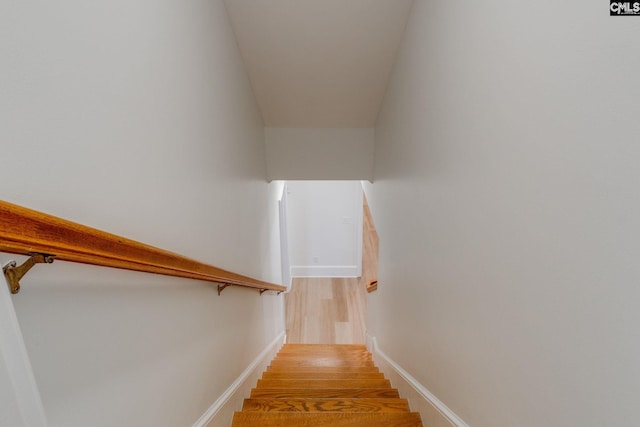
284 193 378 344
285 277 367 344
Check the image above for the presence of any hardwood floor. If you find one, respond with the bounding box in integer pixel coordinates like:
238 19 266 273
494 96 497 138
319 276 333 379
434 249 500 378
284 193 378 344
285 277 367 344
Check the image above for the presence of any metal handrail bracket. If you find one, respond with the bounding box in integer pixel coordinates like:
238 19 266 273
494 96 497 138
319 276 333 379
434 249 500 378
3 253 55 294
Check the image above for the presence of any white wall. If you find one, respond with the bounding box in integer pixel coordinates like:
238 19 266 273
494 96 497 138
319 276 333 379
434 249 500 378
287 181 363 277
366 1 640 426
0 1 284 426
265 128 375 181
0 350 24 427
0 278 47 427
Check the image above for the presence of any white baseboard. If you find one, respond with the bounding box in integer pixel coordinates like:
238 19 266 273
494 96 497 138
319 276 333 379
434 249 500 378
192 332 285 427
367 335 469 427
290 265 359 278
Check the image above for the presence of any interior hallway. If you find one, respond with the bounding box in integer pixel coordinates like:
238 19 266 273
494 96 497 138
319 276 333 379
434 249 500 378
284 192 377 344
285 277 367 344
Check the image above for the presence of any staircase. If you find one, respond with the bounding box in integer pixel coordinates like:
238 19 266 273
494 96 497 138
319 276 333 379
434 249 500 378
231 344 423 426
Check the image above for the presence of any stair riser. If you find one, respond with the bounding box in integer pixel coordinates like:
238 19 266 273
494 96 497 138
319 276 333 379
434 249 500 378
275 354 373 361
231 412 423 427
277 350 372 355
266 366 380 373
269 361 375 368
262 372 385 380
281 344 367 349
257 379 391 389
250 388 401 399
241 398 410 413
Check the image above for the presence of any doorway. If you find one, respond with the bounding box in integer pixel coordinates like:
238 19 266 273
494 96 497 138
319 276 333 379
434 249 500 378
281 181 378 344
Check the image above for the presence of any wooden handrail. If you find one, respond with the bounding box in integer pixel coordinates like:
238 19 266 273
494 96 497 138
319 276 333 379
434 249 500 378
0 200 285 294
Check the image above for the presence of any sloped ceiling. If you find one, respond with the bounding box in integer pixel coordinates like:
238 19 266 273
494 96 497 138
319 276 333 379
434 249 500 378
223 0 414 127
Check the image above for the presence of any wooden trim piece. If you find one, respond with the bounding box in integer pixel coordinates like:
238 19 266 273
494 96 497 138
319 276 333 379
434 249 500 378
366 280 378 293
361 194 379 293
0 200 285 292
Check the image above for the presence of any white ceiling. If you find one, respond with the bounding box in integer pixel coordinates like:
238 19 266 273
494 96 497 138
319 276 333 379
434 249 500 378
223 0 414 128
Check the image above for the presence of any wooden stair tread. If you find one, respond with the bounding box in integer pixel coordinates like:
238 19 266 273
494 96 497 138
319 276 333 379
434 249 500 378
274 357 373 362
250 388 400 399
266 366 380 373
277 345 370 355
269 360 375 367
276 352 371 359
277 349 372 354
278 348 370 352
281 344 367 349
257 379 391 389
257 379 391 388
262 371 385 380
275 353 372 359
242 398 410 413
231 412 423 426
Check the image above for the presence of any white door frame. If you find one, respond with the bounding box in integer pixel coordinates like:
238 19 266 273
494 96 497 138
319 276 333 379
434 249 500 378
278 183 292 292
0 256 49 427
